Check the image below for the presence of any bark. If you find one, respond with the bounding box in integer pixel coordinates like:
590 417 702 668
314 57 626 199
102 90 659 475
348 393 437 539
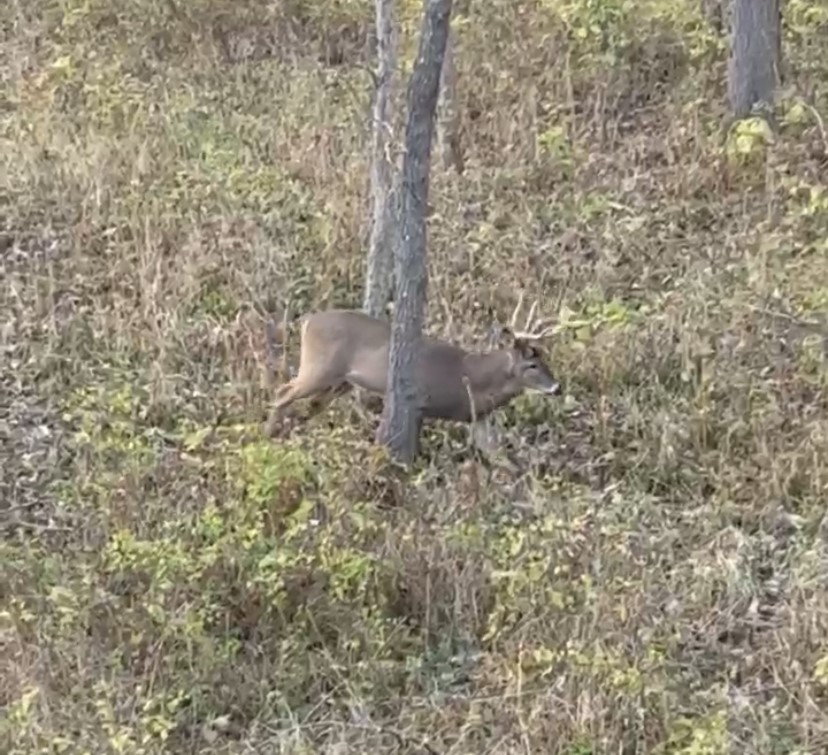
727 0 782 119
363 0 397 318
437 28 464 174
376 0 454 463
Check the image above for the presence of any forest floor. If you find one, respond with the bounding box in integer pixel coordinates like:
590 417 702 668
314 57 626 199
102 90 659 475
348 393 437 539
3 1 828 753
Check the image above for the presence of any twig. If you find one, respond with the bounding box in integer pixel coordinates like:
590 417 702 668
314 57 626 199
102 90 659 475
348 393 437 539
462 374 478 457
369 724 441 755
551 266 573 323
798 98 828 155
3 500 48 513
264 316 280 389
280 300 291 382
745 304 825 331
1 520 74 533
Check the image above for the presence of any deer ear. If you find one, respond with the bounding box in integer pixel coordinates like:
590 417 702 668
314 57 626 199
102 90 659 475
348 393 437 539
520 342 539 359
509 336 537 357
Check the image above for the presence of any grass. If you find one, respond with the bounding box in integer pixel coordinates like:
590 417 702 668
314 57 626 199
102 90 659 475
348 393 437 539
2 0 828 752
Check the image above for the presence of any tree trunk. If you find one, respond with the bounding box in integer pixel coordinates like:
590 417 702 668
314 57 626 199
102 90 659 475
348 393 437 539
363 0 397 319
376 0 454 464
727 0 781 119
438 29 464 174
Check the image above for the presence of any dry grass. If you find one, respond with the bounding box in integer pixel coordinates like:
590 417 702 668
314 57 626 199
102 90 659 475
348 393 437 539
2 0 828 752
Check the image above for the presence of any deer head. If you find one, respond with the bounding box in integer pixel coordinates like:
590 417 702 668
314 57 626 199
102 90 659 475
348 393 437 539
497 292 562 396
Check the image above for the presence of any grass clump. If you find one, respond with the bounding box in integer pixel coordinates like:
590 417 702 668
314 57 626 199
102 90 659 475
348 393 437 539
3 0 828 752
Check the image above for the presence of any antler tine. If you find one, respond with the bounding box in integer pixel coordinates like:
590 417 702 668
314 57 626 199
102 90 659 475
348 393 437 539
512 323 558 341
510 296 558 341
509 291 525 330
531 321 558 339
524 299 539 331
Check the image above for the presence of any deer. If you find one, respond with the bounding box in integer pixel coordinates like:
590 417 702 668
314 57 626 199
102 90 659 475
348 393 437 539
263 294 562 457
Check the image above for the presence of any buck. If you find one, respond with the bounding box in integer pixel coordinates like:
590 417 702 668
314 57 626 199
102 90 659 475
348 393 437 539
264 295 562 448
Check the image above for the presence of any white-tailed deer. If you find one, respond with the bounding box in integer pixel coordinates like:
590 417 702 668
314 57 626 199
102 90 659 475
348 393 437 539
264 295 561 449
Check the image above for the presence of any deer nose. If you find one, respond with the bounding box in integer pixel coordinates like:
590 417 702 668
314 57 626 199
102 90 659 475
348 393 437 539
548 381 562 396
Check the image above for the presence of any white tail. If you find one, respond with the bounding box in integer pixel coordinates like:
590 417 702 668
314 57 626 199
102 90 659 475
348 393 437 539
264 296 561 437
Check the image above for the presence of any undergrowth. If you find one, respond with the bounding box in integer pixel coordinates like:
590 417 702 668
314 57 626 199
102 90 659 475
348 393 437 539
2 0 828 752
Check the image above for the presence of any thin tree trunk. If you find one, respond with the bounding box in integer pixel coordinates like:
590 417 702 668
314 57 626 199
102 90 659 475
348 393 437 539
727 0 781 119
363 0 396 319
376 0 454 463
438 29 464 174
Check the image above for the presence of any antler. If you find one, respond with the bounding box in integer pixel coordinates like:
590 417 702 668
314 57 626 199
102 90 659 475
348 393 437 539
508 292 558 341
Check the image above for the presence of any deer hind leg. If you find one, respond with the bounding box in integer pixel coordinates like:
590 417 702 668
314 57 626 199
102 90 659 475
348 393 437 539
304 382 352 419
263 380 300 437
264 376 350 437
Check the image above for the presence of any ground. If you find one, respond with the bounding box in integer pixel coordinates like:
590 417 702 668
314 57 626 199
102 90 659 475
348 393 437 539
2 1 828 753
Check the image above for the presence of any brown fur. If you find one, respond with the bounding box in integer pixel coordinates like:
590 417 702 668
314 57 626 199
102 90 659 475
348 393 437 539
264 309 560 436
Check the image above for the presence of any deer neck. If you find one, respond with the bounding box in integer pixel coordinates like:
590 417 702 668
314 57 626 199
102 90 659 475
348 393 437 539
463 350 522 417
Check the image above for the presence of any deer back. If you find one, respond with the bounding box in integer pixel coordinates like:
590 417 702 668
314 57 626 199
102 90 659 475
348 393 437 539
301 310 391 393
